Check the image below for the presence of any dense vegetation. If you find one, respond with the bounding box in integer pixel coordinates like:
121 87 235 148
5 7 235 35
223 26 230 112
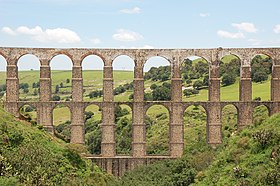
0 107 111 186
110 106 280 186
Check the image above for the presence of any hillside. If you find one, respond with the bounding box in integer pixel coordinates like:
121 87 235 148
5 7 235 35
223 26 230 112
0 106 111 186
109 112 280 186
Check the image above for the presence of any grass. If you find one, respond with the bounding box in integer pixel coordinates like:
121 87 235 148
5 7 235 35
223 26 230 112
0 70 272 126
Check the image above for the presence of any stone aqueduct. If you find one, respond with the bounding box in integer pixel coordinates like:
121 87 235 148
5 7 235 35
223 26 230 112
1 47 280 176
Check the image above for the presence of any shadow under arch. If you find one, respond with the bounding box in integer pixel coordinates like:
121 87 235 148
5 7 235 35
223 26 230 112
183 104 207 147
82 54 104 101
181 56 209 102
52 103 72 143
0 55 7 102
17 54 40 101
18 103 37 124
115 103 132 155
145 104 170 155
220 54 241 101
221 104 238 140
251 54 272 101
84 104 102 155
50 54 73 101
112 55 134 102
143 56 171 101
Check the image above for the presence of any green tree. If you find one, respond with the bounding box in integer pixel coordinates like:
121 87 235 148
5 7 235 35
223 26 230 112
33 89 38 96
55 85 59 94
23 88 29 94
183 89 192 97
222 73 236 86
66 78 70 84
252 70 268 83
60 82 64 88
52 95 60 101
193 80 203 90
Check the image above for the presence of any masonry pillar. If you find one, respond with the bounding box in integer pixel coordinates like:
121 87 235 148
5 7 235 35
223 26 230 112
5 62 19 116
39 62 53 133
271 64 280 114
239 65 253 126
170 61 184 157
207 63 222 144
132 64 146 157
71 64 85 144
102 65 115 157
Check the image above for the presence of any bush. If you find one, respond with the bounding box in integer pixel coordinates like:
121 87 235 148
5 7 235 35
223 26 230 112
222 73 236 86
252 70 268 83
252 130 274 149
193 80 203 90
52 95 61 101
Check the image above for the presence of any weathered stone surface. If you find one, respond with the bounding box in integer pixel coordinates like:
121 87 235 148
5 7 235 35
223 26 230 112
1 47 280 176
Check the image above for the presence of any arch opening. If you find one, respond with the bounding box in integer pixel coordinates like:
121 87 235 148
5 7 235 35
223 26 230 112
85 104 102 155
251 54 272 101
253 105 269 126
144 56 171 101
145 104 169 155
53 104 71 143
17 54 40 101
221 104 238 141
82 55 104 101
115 104 132 155
0 55 7 102
50 55 73 101
19 104 37 124
220 55 241 101
181 56 209 101
183 105 207 148
112 55 134 102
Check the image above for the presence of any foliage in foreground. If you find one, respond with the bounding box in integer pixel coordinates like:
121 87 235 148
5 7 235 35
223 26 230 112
0 107 111 186
110 110 280 186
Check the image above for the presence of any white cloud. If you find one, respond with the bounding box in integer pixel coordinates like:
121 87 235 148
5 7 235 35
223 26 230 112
217 30 245 39
248 39 262 46
199 13 210 17
90 38 101 44
2 26 81 44
231 22 257 33
113 29 143 42
1 27 17 35
273 24 280 34
120 7 141 14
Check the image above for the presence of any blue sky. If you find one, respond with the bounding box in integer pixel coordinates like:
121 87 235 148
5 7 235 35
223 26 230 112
0 0 280 70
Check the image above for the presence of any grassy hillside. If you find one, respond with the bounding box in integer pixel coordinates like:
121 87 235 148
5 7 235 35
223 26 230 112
109 110 280 186
0 106 111 185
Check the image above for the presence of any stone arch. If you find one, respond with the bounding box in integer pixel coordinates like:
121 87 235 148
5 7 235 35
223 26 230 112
112 55 134 102
50 54 73 101
115 103 133 155
0 54 7 101
181 56 209 101
84 103 102 155
52 103 72 142
50 51 74 65
251 54 272 101
183 104 207 145
145 104 170 155
252 104 270 126
17 54 41 101
143 56 172 101
112 53 136 65
220 54 241 101
18 103 37 124
81 54 104 101
80 52 106 65
221 104 238 140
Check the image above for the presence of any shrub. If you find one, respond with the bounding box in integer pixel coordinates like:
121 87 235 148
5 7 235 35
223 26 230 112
252 130 274 149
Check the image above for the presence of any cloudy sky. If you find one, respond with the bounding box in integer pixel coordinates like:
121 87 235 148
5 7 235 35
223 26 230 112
1 0 280 49
0 0 280 71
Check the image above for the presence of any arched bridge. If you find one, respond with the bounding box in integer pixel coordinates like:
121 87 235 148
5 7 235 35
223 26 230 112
1 47 280 176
